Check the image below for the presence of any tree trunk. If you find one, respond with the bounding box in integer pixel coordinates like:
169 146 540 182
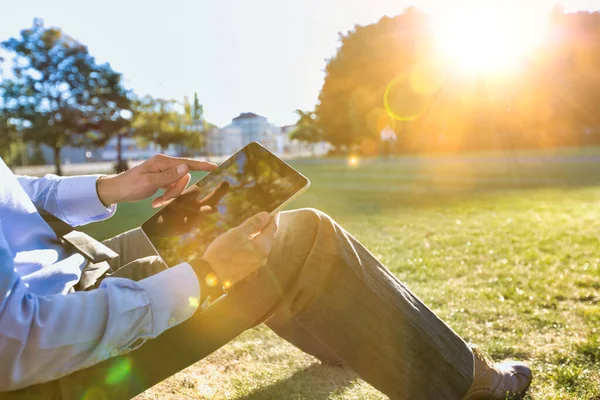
20 140 27 166
117 132 123 165
113 132 130 173
53 145 63 176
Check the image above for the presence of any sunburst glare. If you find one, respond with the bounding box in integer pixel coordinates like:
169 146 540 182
432 4 548 75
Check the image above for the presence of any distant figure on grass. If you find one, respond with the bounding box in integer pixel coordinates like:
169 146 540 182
380 124 398 159
0 154 531 399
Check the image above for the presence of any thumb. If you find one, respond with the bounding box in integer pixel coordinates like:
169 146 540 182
150 164 189 187
239 212 271 237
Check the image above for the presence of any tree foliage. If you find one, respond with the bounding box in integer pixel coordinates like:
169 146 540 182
0 19 131 174
182 92 207 155
289 110 323 144
317 8 600 154
132 94 205 155
0 111 21 166
317 8 433 149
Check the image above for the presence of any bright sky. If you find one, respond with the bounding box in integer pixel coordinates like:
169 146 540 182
1 0 598 127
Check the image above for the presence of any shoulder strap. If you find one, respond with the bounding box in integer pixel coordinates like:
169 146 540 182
37 208 118 263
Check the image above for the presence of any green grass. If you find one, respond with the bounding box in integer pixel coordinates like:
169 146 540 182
82 150 600 399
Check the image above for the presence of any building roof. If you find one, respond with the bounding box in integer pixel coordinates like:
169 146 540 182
281 124 296 132
232 112 265 122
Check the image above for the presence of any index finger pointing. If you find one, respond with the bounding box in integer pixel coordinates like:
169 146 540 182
153 155 218 172
182 159 218 172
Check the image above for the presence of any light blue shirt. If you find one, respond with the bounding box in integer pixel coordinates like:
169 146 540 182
0 158 200 391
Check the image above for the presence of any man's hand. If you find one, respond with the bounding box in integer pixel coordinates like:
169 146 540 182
202 212 279 288
96 154 217 207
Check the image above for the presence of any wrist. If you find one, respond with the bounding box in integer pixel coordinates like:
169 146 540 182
96 175 123 206
192 258 219 285
192 258 232 291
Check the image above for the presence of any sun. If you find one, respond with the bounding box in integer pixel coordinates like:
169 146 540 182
432 5 547 76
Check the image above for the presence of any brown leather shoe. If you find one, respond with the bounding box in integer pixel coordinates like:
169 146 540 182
463 348 532 400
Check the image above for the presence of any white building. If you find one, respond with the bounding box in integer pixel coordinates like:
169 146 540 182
206 112 289 156
204 112 331 158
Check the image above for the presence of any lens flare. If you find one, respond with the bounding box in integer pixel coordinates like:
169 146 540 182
410 59 444 96
104 358 132 385
347 156 360 167
205 273 218 287
188 296 199 308
432 3 548 75
384 75 428 121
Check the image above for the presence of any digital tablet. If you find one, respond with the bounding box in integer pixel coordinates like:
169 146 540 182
141 142 310 267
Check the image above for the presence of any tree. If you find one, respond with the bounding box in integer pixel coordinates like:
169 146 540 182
289 109 323 156
132 96 189 153
182 92 206 156
0 52 22 166
0 19 131 175
0 111 21 166
316 8 600 154
90 85 133 171
316 9 434 150
191 92 204 121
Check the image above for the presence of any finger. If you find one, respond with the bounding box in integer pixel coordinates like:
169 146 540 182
152 155 218 172
150 179 184 208
161 173 191 202
258 212 279 239
238 211 271 238
251 215 279 256
159 181 178 194
151 188 179 208
252 213 279 242
152 173 191 208
151 196 173 208
148 164 189 188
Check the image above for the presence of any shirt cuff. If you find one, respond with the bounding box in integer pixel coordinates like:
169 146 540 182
57 175 116 225
137 262 201 336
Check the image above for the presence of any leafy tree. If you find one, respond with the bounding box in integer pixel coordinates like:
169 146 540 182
0 57 22 166
91 89 133 170
190 92 204 121
182 92 206 156
316 8 600 154
0 19 131 175
132 96 188 153
316 9 434 150
289 109 323 155
133 93 213 158
0 111 21 166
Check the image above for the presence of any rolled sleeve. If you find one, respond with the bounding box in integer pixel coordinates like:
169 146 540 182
57 175 116 225
136 262 201 336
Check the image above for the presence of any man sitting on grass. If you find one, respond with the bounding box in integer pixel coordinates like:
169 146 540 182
0 154 532 399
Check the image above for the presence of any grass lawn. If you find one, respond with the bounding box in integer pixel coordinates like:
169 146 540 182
82 149 600 399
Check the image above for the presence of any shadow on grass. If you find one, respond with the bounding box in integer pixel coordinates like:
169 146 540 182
236 363 357 400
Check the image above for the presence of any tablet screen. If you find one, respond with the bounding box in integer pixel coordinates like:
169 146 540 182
141 142 309 267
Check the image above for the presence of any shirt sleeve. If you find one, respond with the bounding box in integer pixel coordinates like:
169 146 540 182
16 174 116 226
0 224 200 391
